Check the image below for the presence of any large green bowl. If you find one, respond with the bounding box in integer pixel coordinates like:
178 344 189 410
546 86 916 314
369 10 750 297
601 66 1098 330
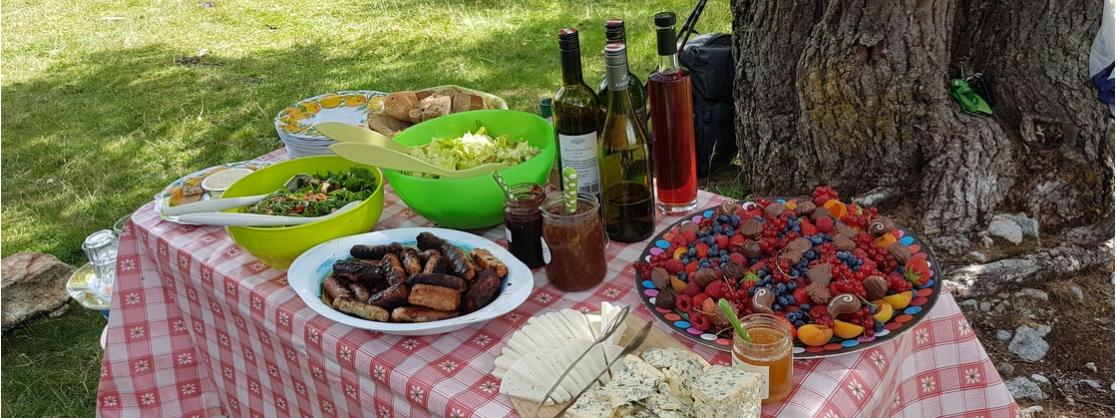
385 110 556 229
222 155 385 269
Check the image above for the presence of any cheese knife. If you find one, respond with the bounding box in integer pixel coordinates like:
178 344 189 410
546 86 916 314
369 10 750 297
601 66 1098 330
539 319 654 418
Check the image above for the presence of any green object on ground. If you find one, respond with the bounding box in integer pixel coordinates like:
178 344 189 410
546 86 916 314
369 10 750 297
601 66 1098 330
950 79 993 115
385 110 555 229
223 156 386 269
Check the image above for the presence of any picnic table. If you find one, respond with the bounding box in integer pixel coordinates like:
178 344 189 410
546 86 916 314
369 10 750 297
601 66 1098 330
97 150 1019 417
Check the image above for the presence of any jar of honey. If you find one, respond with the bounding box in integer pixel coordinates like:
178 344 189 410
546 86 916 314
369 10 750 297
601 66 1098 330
732 313 794 404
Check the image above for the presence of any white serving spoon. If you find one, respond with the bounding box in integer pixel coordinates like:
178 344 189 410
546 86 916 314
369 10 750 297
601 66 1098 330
161 174 313 217
173 201 362 227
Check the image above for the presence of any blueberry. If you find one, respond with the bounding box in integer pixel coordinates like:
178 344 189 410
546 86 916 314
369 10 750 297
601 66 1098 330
725 228 735 236
748 287 758 296
721 254 730 262
874 322 884 332
773 302 783 311
785 312 796 321
792 225 800 232
787 281 797 290
805 250 816 259
677 271 687 279
718 249 728 256
867 304 877 314
681 256 689 264
688 247 697 256
700 261 710 268
800 303 811 310
809 236 823 245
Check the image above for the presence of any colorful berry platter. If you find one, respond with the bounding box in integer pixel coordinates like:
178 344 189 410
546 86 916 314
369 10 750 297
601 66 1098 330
632 186 941 358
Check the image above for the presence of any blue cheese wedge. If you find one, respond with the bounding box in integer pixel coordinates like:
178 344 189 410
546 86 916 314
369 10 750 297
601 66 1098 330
640 348 709 400
689 365 763 418
640 391 693 418
602 355 664 408
564 386 614 418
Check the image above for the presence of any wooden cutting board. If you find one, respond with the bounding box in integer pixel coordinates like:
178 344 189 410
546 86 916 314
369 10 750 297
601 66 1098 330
508 314 687 418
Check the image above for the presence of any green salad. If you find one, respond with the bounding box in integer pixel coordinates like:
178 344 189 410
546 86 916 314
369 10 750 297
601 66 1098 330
244 168 378 217
408 127 539 178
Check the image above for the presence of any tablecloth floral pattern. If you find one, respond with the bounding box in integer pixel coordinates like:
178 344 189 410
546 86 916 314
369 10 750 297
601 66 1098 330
98 152 1018 418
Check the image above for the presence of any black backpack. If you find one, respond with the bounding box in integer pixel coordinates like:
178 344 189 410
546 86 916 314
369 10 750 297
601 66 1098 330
680 33 736 177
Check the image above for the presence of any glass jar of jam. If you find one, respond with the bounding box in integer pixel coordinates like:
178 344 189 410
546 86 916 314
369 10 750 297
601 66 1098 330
541 193 607 291
503 183 547 268
732 313 794 404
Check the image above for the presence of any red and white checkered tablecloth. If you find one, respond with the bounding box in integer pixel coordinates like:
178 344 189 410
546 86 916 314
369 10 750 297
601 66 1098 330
97 151 1018 418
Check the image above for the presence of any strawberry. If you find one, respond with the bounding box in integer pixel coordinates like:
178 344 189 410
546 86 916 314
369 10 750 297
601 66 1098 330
696 243 709 258
793 287 810 305
682 229 698 244
729 252 747 266
903 253 932 286
729 234 745 249
714 234 729 249
664 259 685 274
686 260 700 274
800 219 818 236
816 215 834 233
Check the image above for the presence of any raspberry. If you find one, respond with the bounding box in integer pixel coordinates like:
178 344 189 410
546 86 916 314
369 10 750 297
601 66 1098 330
813 185 840 207
675 294 693 312
706 280 728 299
685 280 702 297
729 252 747 266
663 259 684 274
887 272 912 292
816 216 834 233
693 292 710 309
800 220 818 236
715 234 729 249
792 287 810 305
683 230 697 243
691 312 712 331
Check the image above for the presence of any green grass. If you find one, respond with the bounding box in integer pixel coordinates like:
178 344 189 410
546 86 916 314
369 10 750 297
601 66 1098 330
2 0 734 415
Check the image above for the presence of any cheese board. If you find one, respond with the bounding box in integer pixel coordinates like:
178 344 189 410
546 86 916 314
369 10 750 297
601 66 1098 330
507 312 686 418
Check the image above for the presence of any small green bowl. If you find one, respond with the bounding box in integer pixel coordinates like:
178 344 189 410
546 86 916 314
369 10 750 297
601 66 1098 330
385 110 556 229
222 155 385 269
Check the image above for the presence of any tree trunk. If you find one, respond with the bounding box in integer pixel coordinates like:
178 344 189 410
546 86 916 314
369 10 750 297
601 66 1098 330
732 0 1113 255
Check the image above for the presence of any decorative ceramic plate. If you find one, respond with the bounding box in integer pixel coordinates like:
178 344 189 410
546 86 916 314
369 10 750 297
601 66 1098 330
633 199 941 359
274 90 387 139
288 227 533 336
67 263 111 311
153 160 270 224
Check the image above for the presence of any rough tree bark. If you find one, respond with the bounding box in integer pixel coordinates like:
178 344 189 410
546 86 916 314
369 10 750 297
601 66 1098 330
732 0 1113 258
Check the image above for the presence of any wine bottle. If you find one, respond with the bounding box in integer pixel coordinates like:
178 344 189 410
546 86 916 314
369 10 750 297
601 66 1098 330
597 19 647 129
599 43 655 243
553 28 602 197
647 12 698 215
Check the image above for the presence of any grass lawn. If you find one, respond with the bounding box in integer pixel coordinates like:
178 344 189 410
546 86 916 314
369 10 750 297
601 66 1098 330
1 0 734 415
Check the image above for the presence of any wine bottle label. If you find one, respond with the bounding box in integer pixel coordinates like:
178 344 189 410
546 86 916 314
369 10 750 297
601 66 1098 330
557 132 601 195
732 354 770 398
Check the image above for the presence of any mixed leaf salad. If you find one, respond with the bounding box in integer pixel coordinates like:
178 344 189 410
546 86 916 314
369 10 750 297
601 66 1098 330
408 127 539 178
244 168 378 217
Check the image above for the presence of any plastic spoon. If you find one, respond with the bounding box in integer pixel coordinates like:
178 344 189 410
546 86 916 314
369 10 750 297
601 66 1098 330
329 142 508 179
719 298 752 343
174 201 362 227
314 122 412 153
162 174 314 217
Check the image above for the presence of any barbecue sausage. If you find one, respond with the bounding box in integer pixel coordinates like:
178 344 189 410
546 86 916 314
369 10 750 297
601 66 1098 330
350 243 402 260
407 284 461 311
381 253 407 286
390 306 459 323
367 283 410 309
463 269 502 313
400 248 423 276
406 273 467 292
322 276 353 302
334 299 389 321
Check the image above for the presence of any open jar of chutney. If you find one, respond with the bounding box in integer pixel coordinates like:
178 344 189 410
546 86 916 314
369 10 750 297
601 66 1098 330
541 193 606 291
503 183 547 268
732 313 794 404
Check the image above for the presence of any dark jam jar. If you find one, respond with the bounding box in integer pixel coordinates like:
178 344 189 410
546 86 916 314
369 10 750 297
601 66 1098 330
503 183 547 268
541 193 607 292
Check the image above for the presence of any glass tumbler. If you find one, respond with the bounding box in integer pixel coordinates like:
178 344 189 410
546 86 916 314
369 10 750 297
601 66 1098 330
82 229 119 297
503 183 547 268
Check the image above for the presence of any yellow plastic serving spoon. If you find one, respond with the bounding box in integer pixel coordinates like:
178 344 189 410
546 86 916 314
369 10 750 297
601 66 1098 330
329 142 508 179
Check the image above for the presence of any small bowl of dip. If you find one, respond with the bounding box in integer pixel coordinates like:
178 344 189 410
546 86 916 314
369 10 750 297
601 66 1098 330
202 168 253 199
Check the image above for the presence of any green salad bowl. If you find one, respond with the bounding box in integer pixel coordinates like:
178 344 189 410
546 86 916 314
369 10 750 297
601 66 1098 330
222 155 385 269
385 110 556 229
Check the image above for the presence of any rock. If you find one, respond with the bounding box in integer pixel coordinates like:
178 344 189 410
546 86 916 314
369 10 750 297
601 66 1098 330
1080 379 1104 391
1085 362 1097 373
1 252 74 330
967 251 989 263
981 235 994 247
994 302 1007 313
979 302 992 312
1003 212 1040 237
1018 406 1043 418
1070 285 1085 304
1030 373 1049 384
1014 288 1049 304
996 330 1013 341
1008 325 1051 362
987 216 1024 244
997 362 1015 376
1006 377 1046 401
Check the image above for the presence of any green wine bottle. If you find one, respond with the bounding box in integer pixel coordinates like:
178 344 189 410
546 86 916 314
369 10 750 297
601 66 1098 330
553 28 603 197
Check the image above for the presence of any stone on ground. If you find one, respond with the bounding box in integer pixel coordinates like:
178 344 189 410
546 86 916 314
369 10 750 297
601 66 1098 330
996 330 1013 341
1005 376 1046 401
987 214 1025 244
1 252 74 330
1008 325 1051 362
1085 362 1097 373
1002 212 1040 237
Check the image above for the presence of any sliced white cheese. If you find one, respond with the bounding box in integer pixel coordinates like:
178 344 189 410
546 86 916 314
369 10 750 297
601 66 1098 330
599 302 628 345
560 309 596 340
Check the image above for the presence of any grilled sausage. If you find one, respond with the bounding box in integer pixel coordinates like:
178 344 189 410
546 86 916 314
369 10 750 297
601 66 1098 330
348 282 371 303
400 248 423 276
407 284 461 311
421 253 447 274
471 248 508 277
416 233 477 280
334 299 389 321
322 276 353 302
406 273 466 292
381 253 407 286
463 269 502 313
350 243 402 260
367 283 410 309
333 259 384 288
418 249 441 265
416 232 447 252
390 306 459 323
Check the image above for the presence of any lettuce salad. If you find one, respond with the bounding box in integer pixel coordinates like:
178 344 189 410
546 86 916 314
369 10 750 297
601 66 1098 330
408 127 539 178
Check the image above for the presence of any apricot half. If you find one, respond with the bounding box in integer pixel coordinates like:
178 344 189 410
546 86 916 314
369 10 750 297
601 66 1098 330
797 324 834 347
882 291 913 310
